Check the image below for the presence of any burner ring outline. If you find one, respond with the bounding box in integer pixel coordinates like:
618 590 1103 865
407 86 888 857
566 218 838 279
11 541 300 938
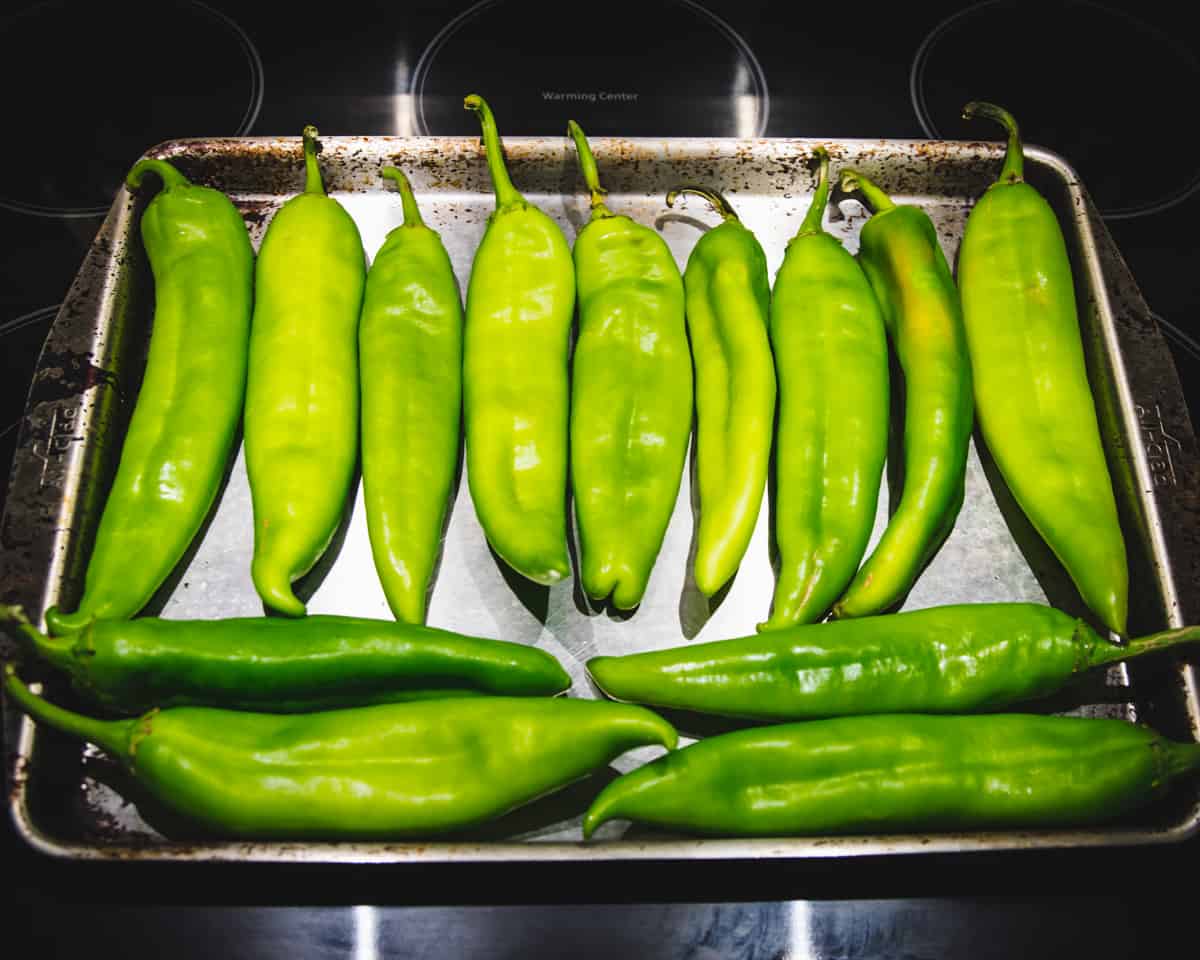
409 0 769 137
0 0 264 219
909 0 1200 220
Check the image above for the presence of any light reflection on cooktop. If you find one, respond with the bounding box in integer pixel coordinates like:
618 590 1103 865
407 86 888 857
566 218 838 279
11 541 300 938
404 0 768 137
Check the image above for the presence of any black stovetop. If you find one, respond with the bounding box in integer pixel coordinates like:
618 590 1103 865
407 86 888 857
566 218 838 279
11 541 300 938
3 0 1199 955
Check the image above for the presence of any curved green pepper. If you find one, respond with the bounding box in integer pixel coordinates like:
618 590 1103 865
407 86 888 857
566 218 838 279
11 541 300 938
830 168 974 619
587 601 1200 721
958 102 1128 638
569 122 692 609
7 605 571 713
583 712 1200 838
4 665 675 839
663 185 774 599
46 159 253 634
244 126 366 617
758 148 889 630
360 167 463 624
463 94 574 585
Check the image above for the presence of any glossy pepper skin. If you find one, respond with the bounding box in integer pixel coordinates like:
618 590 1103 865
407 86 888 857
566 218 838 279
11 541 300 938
360 167 463 624
664 186 774 598
462 94 574 585
583 712 1200 838
759 148 889 630
587 601 1200 721
4 666 675 839
46 159 253 634
568 122 692 609
958 102 1128 638
244 126 366 617
7 606 571 714
830 169 974 619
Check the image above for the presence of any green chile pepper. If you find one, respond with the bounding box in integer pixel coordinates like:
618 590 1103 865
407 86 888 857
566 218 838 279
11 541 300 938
587 602 1200 721
758 148 889 630
830 169 974 619
4 665 675 839
7 605 570 713
463 94 574 585
244 126 366 617
583 712 1200 838
958 102 1128 638
663 185 774 599
360 167 463 624
46 159 253 634
569 122 692 609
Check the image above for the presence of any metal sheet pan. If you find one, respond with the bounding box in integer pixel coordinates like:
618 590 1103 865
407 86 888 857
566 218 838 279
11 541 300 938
3 133 1199 863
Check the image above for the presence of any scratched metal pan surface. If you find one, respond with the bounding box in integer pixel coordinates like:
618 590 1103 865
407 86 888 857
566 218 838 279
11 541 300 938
2 134 1199 863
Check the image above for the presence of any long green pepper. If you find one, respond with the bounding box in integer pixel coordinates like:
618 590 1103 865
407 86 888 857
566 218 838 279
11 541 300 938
587 601 1200 721
831 168 974 619
583 712 1200 838
463 94 574 585
47 159 253 633
5 666 676 839
759 148 889 630
957 101 1128 637
664 186 774 599
244 126 366 617
569 122 692 609
8 606 571 714
360 167 463 624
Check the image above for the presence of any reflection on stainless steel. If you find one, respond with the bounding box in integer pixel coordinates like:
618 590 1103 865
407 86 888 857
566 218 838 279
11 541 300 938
1 133 1197 863
354 905 380 960
789 900 815 959
7 897 1161 958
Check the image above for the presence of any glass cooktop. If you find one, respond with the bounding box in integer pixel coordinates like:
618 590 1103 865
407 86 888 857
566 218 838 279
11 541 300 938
2 0 1197 955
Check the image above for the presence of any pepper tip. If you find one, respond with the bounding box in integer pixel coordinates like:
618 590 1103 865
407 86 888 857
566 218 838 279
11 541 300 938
584 656 609 694
252 566 308 619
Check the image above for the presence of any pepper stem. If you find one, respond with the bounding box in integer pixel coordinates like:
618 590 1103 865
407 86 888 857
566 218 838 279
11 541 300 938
796 146 831 237
567 120 614 219
1086 624 1200 669
302 125 325 196
665 186 741 222
464 94 523 210
3 664 134 761
381 166 424 227
963 101 1024 185
566 120 614 219
0 604 77 675
125 158 189 193
838 168 895 214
